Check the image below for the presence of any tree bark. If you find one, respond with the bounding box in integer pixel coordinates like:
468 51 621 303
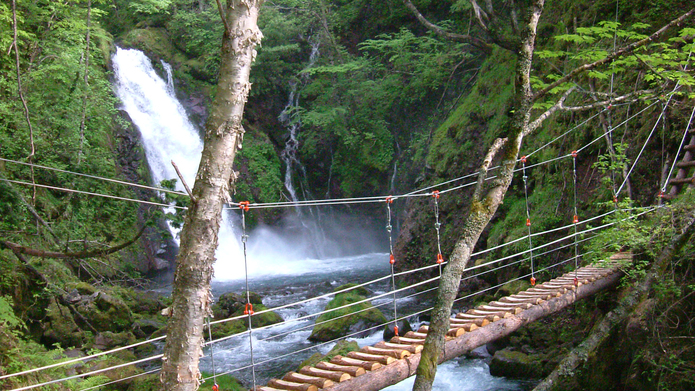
160 1 264 390
532 211 695 391
411 1 545 390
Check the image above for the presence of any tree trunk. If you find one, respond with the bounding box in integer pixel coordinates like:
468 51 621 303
160 1 264 390
532 211 695 391
411 1 545 390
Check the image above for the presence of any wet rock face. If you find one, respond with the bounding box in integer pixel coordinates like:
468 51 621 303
308 283 386 342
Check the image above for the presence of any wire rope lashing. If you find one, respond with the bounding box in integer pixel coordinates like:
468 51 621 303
432 190 444 275
520 156 536 286
239 201 257 390
385 196 399 336
571 151 580 286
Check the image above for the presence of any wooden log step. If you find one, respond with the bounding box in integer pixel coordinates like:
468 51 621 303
299 366 351 382
268 378 318 391
331 355 382 371
375 341 423 354
404 331 429 339
418 325 466 337
390 336 426 345
555 276 591 284
669 177 695 185
515 292 554 300
346 351 396 366
676 161 695 168
466 309 513 320
449 318 480 331
361 346 411 359
488 301 533 311
454 313 490 326
315 361 366 377
526 288 563 297
478 304 525 314
256 387 284 391
283 372 334 389
499 296 544 305
535 283 570 292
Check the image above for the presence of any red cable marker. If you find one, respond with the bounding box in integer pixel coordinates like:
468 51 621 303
244 303 254 315
573 277 579 287
530 276 536 286
239 201 250 211
432 190 440 199
436 253 444 264
526 218 531 227
573 215 579 224
212 384 219 391
520 156 527 164
389 254 395 265
571 150 578 158
386 196 394 204
394 325 399 336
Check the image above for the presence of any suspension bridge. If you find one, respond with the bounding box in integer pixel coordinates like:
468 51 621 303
0 96 693 391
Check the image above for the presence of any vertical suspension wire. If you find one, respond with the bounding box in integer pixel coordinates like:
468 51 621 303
206 316 219 391
385 196 399 335
521 156 535 286
571 151 580 286
239 202 257 389
432 191 444 275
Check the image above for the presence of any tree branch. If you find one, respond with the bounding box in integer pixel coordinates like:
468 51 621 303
401 0 492 53
473 137 508 202
533 8 695 102
526 87 576 136
216 0 230 35
1 224 145 259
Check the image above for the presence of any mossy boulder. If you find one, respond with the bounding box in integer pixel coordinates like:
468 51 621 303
42 301 88 348
210 292 282 339
497 279 531 297
489 348 545 378
76 291 134 332
308 284 386 342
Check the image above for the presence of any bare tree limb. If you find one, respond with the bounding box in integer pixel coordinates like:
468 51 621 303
533 8 695 102
401 0 492 53
1 224 145 259
526 87 576 136
473 137 508 201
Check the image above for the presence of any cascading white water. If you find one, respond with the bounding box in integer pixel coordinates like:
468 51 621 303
279 41 321 203
113 48 202 189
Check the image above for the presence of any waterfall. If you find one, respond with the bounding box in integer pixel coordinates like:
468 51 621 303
113 48 202 189
112 47 385 280
112 47 247 279
279 41 320 204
